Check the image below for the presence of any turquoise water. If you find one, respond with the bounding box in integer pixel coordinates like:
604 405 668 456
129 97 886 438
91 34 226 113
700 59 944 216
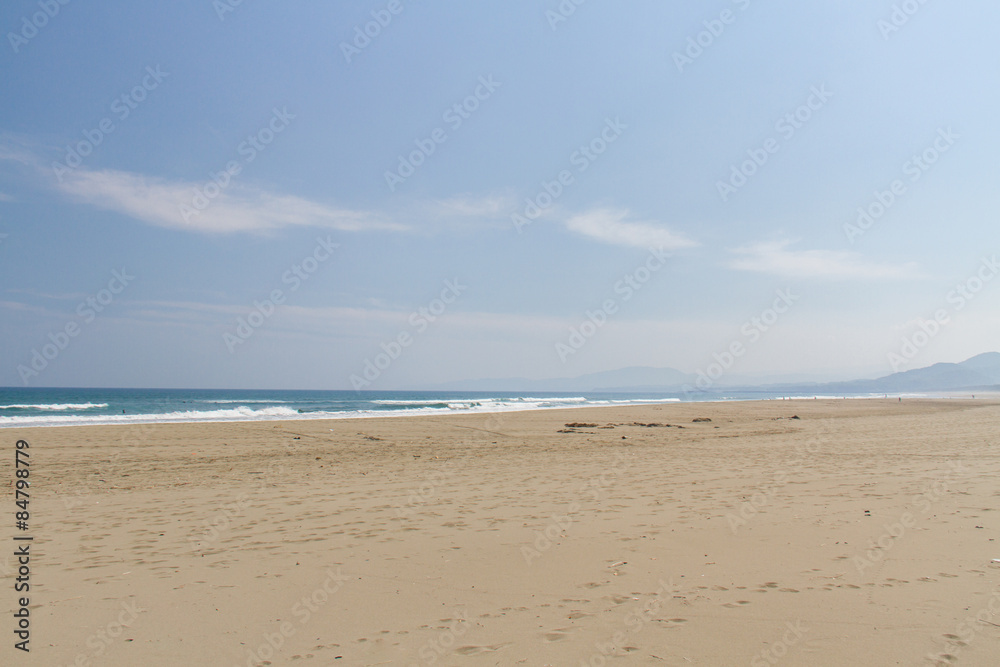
0 387 685 428
0 386 877 428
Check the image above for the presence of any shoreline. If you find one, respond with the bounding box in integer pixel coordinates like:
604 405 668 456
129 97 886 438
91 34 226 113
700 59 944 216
2 392 995 431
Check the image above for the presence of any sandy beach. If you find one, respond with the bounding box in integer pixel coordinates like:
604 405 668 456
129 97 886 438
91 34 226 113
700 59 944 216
4 398 1000 666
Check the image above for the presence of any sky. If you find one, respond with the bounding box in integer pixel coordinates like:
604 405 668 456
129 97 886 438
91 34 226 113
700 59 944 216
1 0 999 390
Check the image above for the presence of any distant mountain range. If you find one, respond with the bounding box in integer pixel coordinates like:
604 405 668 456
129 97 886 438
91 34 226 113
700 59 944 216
430 352 1000 395
799 352 1000 394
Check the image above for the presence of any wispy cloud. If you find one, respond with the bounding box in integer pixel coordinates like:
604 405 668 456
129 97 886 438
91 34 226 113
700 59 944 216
0 135 40 168
4 288 87 301
126 298 567 333
431 192 516 218
564 208 697 250
56 168 405 235
729 240 919 279
409 192 520 232
0 300 64 317
5 139 697 248
0 136 404 235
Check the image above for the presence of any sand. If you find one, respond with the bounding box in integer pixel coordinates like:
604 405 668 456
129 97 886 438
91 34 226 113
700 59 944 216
3 398 1000 666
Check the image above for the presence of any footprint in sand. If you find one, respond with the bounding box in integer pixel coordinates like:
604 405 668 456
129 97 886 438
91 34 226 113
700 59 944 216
453 644 509 655
608 594 635 604
543 628 575 642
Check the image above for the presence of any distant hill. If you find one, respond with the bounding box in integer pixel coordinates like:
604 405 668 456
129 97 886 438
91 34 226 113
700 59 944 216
810 351 1000 394
429 353 1000 395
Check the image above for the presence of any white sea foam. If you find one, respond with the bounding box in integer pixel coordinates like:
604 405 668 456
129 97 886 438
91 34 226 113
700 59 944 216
0 397 685 428
372 399 470 406
372 396 589 405
0 405 301 427
197 399 293 404
0 402 109 411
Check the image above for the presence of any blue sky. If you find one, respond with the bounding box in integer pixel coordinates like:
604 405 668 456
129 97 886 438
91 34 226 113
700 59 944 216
1 0 998 389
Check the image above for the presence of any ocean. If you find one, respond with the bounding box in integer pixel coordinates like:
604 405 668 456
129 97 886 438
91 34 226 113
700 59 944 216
0 387 901 429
